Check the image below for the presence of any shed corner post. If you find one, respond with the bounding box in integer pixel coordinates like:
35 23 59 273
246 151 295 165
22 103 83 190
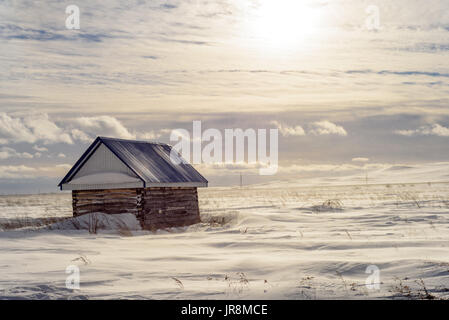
136 187 145 228
72 190 78 217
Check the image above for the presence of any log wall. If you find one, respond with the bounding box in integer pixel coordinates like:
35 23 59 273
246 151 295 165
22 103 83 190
72 188 139 216
141 187 200 230
72 187 200 230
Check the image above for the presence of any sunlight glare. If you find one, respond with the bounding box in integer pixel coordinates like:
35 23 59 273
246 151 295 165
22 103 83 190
250 0 321 50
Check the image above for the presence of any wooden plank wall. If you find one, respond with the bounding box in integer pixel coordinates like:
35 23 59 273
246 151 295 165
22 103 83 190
142 187 200 230
72 187 200 230
72 188 139 216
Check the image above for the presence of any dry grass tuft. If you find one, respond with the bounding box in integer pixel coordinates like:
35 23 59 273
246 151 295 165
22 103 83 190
390 277 447 300
72 254 91 265
311 199 343 212
224 272 250 295
0 216 66 230
172 277 184 289
199 212 238 228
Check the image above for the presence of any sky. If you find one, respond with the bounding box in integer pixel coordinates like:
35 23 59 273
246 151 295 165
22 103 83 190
0 0 448 193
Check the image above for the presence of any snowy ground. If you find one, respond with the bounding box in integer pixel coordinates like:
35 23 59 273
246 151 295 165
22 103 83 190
0 163 449 299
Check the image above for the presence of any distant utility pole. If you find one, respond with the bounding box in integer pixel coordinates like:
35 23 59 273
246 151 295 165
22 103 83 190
240 173 243 187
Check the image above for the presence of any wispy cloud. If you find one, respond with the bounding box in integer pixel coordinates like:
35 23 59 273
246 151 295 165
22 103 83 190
32 145 48 152
0 164 71 179
352 157 369 162
0 24 121 43
0 165 37 179
272 120 347 137
0 147 34 160
346 69 449 78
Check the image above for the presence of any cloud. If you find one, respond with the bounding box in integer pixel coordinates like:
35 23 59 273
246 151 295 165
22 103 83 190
1 24 122 43
136 130 170 141
277 162 390 174
352 157 370 162
0 112 37 144
272 120 347 137
160 3 178 10
0 113 170 147
33 145 48 152
23 113 73 144
309 121 348 136
271 121 305 137
71 116 135 140
0 147 34 160
395 123 449 137
0 112 73 145
0 164 71 179
69 116 168 143
57 153 66 158
346 70 449 78
157 37 211 45
70 128 91 143
0 165 37 179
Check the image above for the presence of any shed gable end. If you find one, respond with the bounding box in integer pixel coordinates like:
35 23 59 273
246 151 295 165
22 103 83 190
73 143 138 179
61 143 144 190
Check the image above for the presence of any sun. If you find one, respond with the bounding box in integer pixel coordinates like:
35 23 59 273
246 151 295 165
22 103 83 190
248 0 321 50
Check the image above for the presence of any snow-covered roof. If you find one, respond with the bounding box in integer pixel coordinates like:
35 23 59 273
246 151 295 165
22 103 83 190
58 137 208 190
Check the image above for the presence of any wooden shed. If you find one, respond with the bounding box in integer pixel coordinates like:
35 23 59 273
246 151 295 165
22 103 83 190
58 137 208 229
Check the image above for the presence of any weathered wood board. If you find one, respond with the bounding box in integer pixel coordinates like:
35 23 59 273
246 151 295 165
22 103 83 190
72 187 200 230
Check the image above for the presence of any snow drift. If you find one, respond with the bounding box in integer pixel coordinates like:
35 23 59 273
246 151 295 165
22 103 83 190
48 212 142 232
